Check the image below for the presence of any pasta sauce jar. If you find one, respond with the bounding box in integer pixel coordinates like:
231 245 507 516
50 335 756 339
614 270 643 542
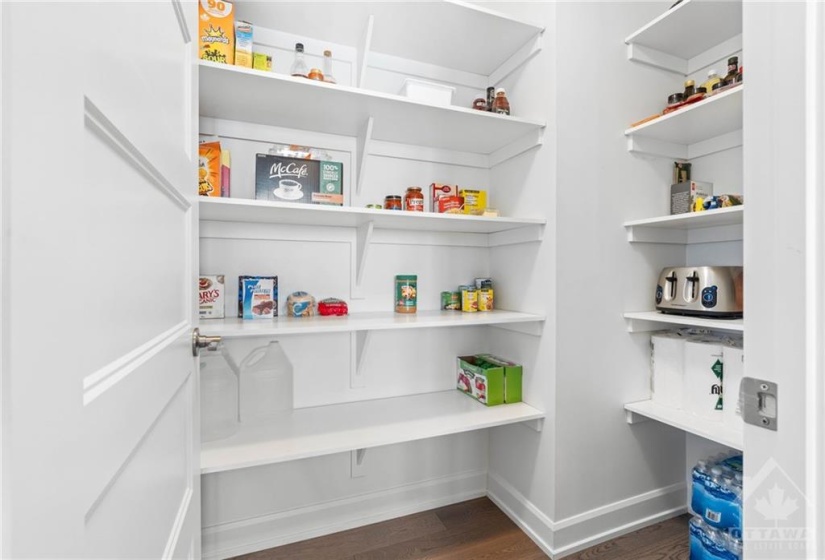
395 275 417 314
384 195 402 210
404 187 424 211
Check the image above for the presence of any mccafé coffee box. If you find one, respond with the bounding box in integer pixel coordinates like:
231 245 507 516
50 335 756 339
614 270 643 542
255 154 343 206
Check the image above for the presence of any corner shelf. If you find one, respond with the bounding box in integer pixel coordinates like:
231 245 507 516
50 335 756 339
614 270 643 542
624 311 743 333
201 390 545 473
200 310 545 338
199 61 545 156
625 0 742 75
624 206 743 244
625 86 743 160
234 0 544 77
625 400 743 450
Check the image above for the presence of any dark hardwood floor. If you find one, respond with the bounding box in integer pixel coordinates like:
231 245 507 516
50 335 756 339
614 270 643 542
233 498 689 560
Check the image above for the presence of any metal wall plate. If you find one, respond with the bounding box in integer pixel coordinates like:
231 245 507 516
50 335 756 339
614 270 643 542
741 377 778 431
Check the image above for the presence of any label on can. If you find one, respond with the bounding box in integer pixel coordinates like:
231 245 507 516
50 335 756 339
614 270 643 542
441 291 461 311
478 288 494 311
462 289 478 313
395 275 417 313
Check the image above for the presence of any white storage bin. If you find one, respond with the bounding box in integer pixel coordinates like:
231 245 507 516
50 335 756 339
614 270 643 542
399 78 455 106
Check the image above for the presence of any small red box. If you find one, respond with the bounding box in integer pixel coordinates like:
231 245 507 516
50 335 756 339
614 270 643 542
430 183 457 212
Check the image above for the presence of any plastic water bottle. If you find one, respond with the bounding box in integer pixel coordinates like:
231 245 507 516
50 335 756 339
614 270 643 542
200 347 239 442
239 341 294 423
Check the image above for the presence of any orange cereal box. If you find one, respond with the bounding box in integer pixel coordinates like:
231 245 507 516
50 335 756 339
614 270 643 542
198 141 222 197
199 0 235 64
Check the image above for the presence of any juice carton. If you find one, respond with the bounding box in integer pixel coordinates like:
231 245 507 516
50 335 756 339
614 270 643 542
199 0 235 64
198 141 221 197
234 21 253 68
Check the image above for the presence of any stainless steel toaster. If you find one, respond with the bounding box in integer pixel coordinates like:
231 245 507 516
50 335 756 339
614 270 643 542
655 266 743 318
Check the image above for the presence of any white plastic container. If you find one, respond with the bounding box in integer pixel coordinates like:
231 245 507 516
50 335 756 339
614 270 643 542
200 349 239 442
399 78 455 106
239 341 294 423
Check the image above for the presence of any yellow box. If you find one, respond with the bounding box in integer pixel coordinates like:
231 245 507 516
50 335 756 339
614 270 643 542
198 141 222 197
199 0 235 65
234 21 253 68
460 189 487 215
253 52 272 72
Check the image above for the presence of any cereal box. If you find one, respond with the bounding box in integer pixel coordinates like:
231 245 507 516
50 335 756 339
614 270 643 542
198 141 221 197
238 276 278 319
460 189 487 215
199 0 235 64
199 275 225 319
234 21 253 68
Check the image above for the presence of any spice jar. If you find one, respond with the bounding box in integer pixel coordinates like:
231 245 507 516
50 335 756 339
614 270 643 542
683 79 695 99
404 187 424 211
307 68 325 81
491 88 510 115
395 275 417 314
384 195 402 210
472 96 487 111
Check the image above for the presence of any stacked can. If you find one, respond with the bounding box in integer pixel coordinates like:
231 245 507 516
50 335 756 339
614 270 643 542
441 278 493 312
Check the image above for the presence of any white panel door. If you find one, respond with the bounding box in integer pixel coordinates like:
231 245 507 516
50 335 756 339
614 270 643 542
743 1 823 558
1 1 200 558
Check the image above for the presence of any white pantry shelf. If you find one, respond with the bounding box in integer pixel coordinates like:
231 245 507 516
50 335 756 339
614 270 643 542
625 0 742 75
199 310 546 338
624 311 743 333
625 400 743 450
201 391 545 473
199 198 546 235
233 0 544 76
199 61 545 155
624 206 743 244
625 86 743 160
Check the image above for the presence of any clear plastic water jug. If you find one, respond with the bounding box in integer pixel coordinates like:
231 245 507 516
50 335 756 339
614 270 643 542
239 341 294 423
200 346 239 442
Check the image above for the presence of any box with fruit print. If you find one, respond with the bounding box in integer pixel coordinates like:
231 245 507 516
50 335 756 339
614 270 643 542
456 354 523 406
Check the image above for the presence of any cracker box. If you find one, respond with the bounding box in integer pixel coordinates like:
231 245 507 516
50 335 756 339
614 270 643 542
456 354 523 406
431 183 457 212
234 21 253 68
255 154 343 206
199 275 225 319
671 181 712 215
459 189 487 215
238 275 278 319
198 141 222 197
198 0 235 65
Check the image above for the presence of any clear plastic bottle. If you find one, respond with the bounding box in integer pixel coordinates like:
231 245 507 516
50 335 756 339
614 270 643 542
199 347 239 442
239 341 294 423
290 42 309 78
322 50 336 84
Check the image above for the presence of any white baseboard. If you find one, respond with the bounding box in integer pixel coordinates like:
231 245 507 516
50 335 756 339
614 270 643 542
486 471 687 559
202 470 487 560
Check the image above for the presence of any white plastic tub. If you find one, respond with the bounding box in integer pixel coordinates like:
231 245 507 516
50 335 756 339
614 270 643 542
399 78 456 106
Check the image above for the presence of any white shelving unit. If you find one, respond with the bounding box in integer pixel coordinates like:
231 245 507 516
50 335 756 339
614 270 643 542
625 0 742 75
625 400 743 450
625 86 743 159
624 206 743 244
623 311 743 333
200 310 546 338
201 391 544 474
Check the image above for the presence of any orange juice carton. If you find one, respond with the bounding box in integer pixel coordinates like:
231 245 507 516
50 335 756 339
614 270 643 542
199 0 235 64
198 141 222 197
234 21 253 68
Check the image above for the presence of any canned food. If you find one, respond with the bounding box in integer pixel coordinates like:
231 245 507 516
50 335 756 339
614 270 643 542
441 291 461 311
395 275 417 314
474 278 493 289
384 195 402 210
478 288 494 311
461 288 478 313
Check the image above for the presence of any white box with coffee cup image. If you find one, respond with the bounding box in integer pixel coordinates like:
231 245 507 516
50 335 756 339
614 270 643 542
255 154 343 206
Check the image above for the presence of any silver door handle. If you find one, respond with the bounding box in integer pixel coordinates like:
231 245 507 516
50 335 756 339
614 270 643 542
192 328 221 356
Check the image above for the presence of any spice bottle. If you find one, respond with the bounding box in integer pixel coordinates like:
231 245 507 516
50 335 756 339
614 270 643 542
404 187 424 211
472 94 488 111
723 56 739 85
491 88 510 115
702 69 721 94
486 87 495 112
322 50 336 84
307 68 325 81
683 79 695 99
290 43 309 78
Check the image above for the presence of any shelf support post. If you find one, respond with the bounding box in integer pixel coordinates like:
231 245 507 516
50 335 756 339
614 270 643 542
350 330 372 389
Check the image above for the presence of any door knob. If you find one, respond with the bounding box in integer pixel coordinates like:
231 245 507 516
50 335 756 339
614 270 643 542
192 328 221 356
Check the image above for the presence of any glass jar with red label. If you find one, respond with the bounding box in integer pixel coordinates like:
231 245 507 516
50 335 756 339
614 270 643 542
384 195 402 210
404 187 424 211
